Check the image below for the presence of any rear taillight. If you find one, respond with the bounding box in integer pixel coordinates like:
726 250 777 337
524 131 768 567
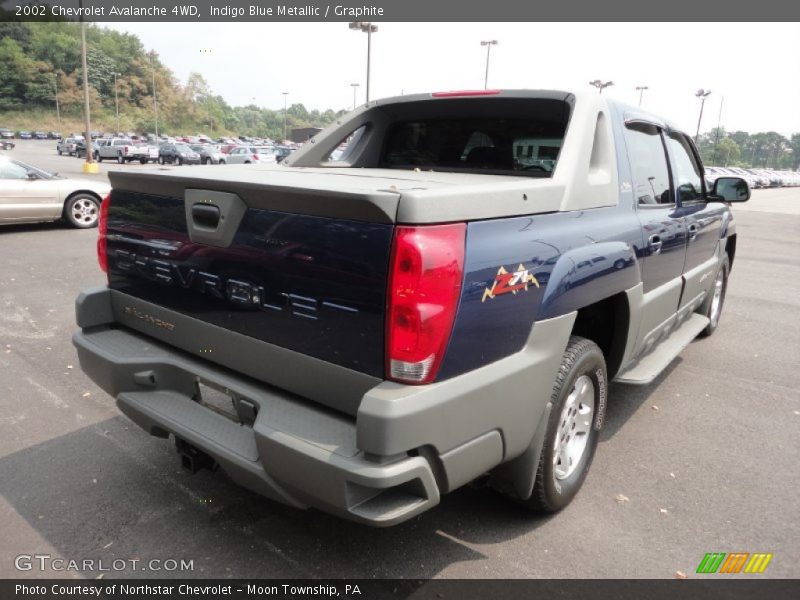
252 154 259 160
97 193 110 273
386 223 466 384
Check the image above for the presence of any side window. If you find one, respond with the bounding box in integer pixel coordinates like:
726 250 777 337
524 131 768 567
0 161 30 180
624 122 672 205
667 132 704 203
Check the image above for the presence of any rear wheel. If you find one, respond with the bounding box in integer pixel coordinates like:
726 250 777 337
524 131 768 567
521 336 605 513
176 157 183 166
117 154 124 164
158 156 165 165
218 159 226 165
57 149 62 155
697 256 729 338
64 194 100 229
95 152 102 162
140 158 147 164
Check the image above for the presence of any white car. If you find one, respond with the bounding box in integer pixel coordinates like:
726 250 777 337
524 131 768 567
0 157 110 228
225 146 278 165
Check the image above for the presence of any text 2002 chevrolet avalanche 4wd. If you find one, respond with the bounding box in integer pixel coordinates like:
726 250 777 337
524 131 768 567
73 90 750 526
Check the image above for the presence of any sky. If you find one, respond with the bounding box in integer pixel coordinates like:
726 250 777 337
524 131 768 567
104 22 800 136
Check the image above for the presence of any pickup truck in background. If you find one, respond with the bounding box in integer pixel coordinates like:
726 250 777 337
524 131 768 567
73 90 750 526
93 138 159 164
57 137 81 156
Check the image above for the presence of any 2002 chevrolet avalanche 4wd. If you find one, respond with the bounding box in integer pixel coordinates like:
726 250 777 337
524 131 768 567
73 90 750 526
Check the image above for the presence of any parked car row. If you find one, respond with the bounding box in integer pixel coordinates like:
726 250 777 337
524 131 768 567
53 136 296 167
1 128 61 140
157 143 296 166
705 166 800 188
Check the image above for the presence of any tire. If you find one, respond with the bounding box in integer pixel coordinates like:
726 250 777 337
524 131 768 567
218 159 225 165
140 158 147 164
95 152 102 162
158 156 165 165
176 157 183 166
522 336 606 513
117 154 124 164
202 157 209 165
57 149 62 155
63 194 100 229
697 256 730 338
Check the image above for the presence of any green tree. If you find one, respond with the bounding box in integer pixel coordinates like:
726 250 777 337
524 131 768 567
0 37 33 110
789 133 800 170
716 138 741 166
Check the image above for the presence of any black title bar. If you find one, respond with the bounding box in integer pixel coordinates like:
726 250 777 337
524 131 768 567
3 0 800 22
3 579 800 600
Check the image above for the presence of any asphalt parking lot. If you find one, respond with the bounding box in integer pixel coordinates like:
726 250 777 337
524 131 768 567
1 140 798 580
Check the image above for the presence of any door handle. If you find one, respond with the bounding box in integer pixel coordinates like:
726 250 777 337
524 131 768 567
648 234 663 255
688 223 699 241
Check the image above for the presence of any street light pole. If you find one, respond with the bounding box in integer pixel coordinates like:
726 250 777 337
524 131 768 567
150 51 159 138
52 73 61 132
282 92 289 142
113 72 120 134
635 85 649 107
350 83 360 110
694 89 712 142
349 22 378 102
480 40 498 90
589 80 614 94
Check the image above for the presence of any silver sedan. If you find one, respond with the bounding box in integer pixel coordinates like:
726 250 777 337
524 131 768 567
0 157 110 228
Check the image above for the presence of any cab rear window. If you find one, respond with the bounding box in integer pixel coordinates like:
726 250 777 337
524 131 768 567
379 98 570 177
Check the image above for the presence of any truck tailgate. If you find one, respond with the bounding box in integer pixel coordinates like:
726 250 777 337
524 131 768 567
104 172 398 401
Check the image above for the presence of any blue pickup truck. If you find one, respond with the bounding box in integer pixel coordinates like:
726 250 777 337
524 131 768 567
73 90 750 526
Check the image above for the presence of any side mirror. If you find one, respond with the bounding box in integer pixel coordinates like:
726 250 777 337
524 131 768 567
710 177 750 203
26 171 39 180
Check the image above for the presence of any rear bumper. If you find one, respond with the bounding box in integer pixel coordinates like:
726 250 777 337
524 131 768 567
73 324 440 526
74 287 573 525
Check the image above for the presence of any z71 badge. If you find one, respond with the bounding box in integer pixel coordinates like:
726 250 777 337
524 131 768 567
482 264 540 302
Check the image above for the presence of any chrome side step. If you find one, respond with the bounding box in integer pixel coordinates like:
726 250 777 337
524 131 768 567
615 313 710 385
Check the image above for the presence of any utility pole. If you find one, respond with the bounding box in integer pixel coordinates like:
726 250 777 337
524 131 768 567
350 83 360 110
150 51 159 138
713 96 724 165
282 92 289 142
480 40 498 89
78 0 96 172
52 73 61 132
113 72 120 133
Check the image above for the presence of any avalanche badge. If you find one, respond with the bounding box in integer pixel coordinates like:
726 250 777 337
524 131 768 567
482 264 540 302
